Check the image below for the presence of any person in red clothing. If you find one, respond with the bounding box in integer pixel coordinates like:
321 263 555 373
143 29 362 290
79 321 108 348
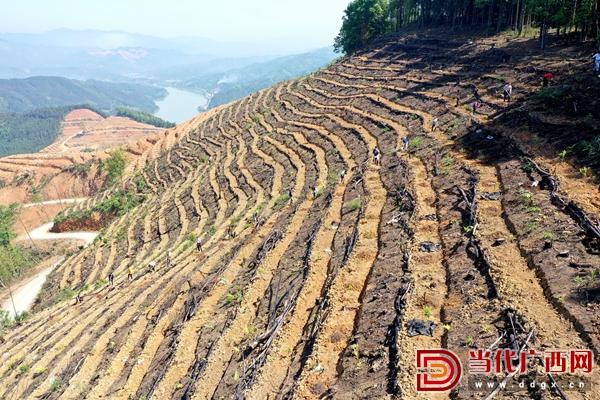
543 72 554 87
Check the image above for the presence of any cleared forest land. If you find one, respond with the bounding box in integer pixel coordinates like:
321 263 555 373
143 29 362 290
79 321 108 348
1 33 599 400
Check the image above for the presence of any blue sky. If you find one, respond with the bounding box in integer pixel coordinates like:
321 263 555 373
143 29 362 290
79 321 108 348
0 0 350 47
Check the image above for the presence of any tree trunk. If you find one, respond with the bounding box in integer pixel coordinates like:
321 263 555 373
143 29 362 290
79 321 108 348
596 0 600 46
396 0 404 31
540 20 547 49
518 1 526 35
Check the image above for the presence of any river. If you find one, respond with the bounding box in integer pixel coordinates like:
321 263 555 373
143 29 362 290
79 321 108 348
154 87 209 123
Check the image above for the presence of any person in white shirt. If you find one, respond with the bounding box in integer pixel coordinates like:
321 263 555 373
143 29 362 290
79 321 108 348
593 52 600 77
503 82 513 102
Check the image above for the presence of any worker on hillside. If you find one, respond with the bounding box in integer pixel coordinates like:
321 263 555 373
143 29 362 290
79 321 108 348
339 169 346 181
148 260 157 272
75 292 83 305
401 136 409 150
373 147 381 166
196 237 204 252
593 51 600 77
542 72 554 87
108 272 114 286
471 100 481 115
502 82 513 102
313 186 320 199
431 117 440 132
166 251 173 269
127 267 133 282
473 86 480 100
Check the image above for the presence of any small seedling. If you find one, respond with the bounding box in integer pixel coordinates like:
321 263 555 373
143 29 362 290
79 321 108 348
465 336 475 347
558 149 569 160
350 343 360 359
518 188 534 207
579 166 591 178
50 379 61 392
18 364 29 374
423 305 434 318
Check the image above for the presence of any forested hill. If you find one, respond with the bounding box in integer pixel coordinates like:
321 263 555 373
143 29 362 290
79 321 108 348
335 0 600 54
0 76 166 114
0 106 80 157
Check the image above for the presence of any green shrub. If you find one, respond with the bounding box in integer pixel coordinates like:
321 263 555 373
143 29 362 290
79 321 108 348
115 107 175 128
133 173 147 193
102 149 128 185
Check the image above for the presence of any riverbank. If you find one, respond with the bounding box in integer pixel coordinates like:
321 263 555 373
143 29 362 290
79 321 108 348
154 86 209 123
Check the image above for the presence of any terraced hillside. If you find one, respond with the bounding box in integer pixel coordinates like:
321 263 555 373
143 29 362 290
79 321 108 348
1 33 599 400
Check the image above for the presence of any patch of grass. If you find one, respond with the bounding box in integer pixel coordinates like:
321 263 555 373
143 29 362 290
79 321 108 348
273 193 290 210
518 188 535 207
18 364 29 374
50 379 61 392
57 287 77 302
224 288 243 305
243 323 257 338
94 278 108 290
54 188 145 225
541 231 555 242
525 221 539 234
409 136 424 149
347 198 362 212
526 206 542 214
199 154 209 163
133 173 147 193
206 224 217 238
441 155 455 167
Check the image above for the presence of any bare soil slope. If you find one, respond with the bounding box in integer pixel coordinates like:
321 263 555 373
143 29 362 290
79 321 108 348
0 33 599 400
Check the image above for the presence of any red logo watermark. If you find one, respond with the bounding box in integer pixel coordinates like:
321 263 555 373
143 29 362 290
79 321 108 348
416 348 594 393
416 349 462 392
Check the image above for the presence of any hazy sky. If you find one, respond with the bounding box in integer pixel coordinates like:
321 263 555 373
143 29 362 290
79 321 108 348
1 0 350 47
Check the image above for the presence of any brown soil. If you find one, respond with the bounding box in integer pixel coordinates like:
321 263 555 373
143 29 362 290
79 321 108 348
1 31 599 400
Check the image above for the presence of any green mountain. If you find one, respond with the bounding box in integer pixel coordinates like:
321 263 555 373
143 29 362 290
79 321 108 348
0 76 166 114
0 106 82 157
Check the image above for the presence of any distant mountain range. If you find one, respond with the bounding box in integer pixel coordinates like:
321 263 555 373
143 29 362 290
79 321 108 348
0 29 332 81
182 47 338 109
0 76 165 114
0 29 338 121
